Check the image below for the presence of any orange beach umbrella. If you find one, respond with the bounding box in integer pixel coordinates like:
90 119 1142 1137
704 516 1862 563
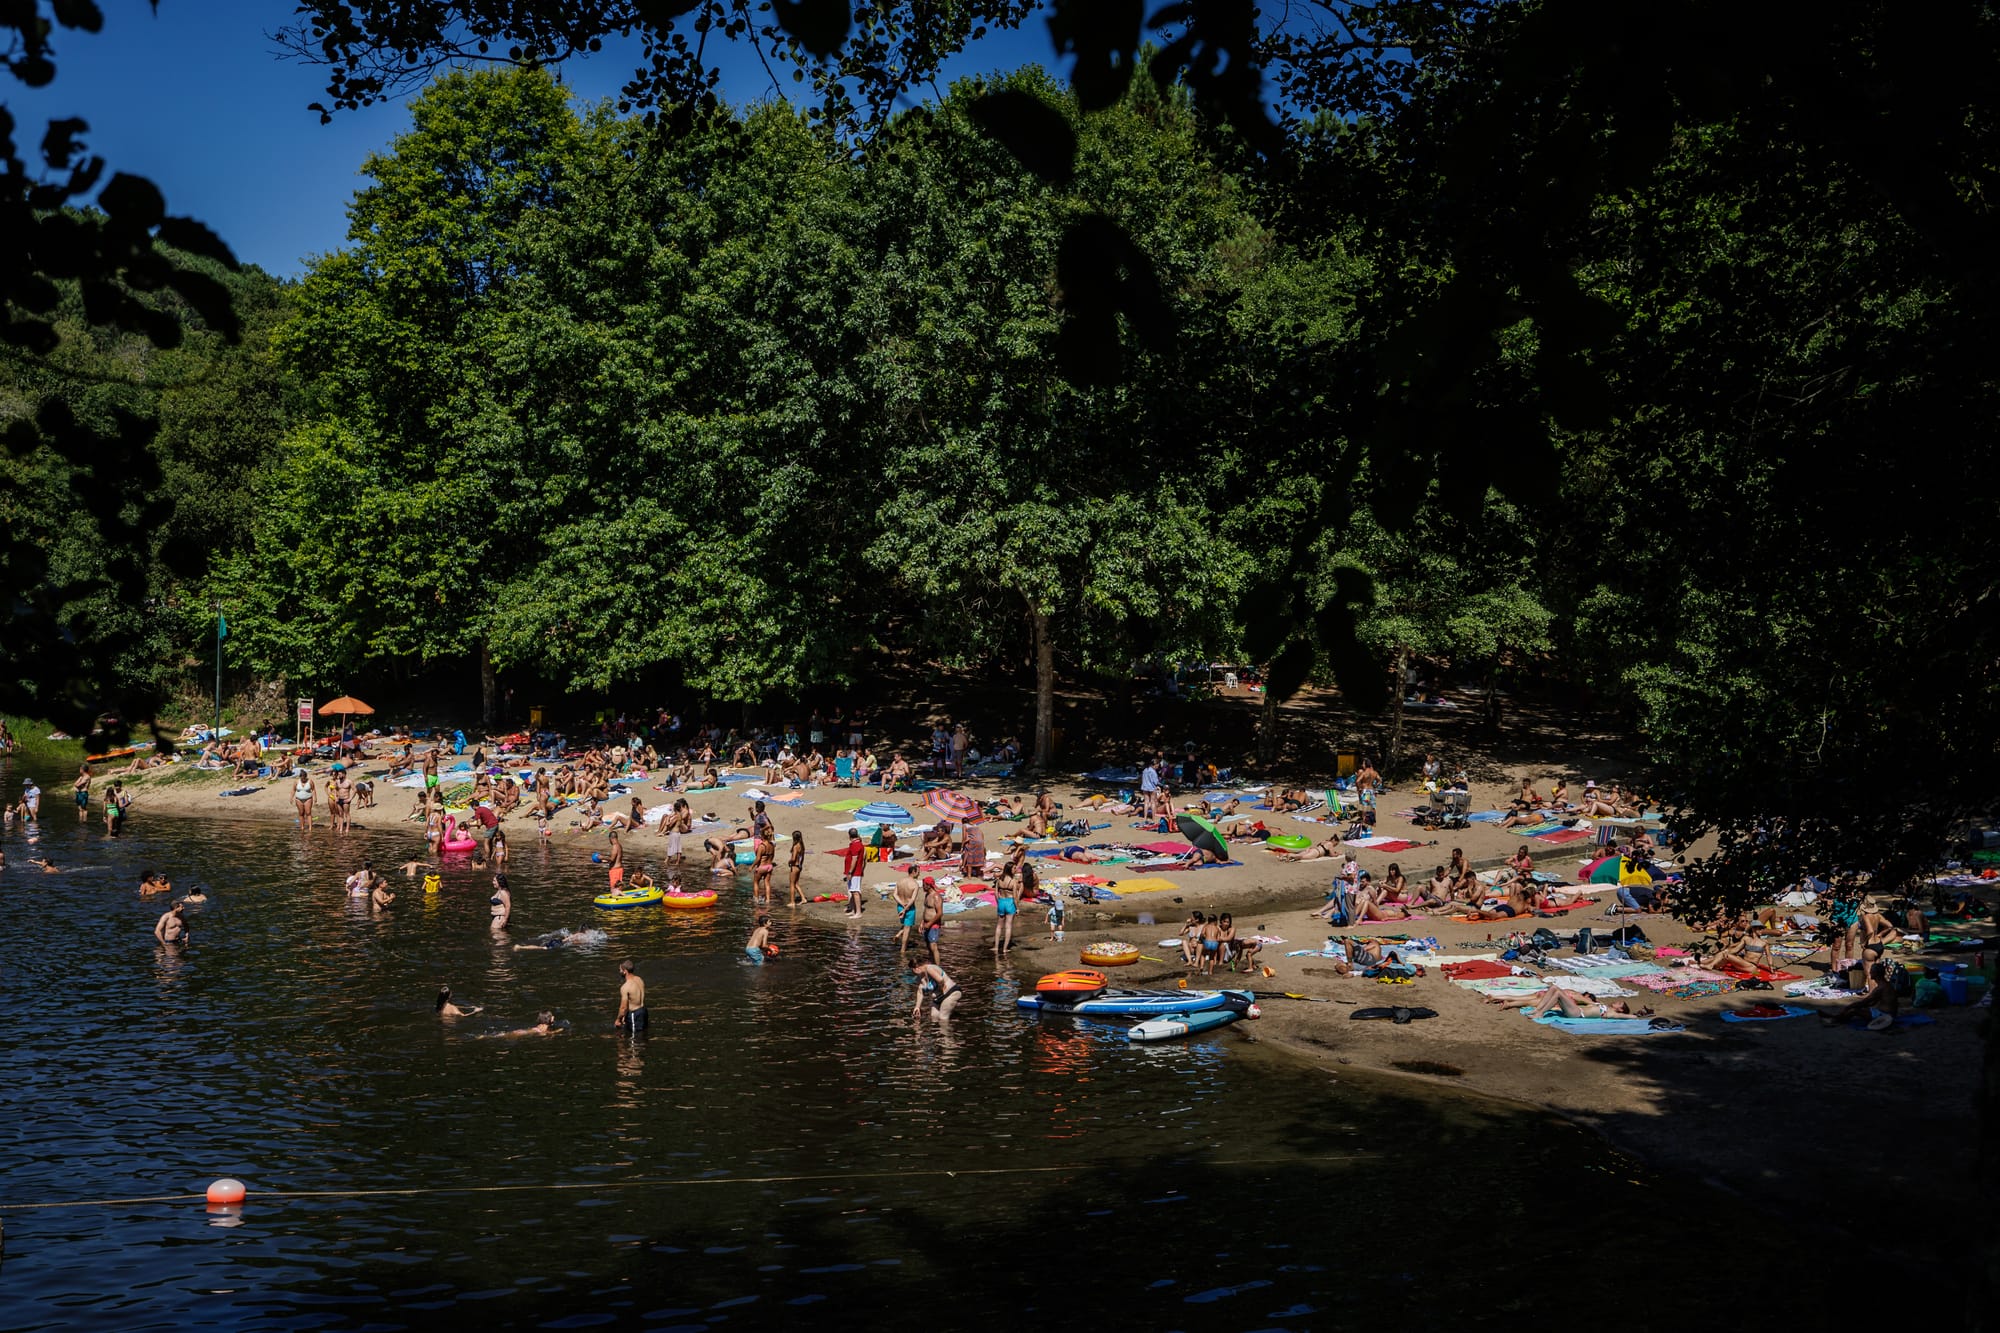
317 696 375 716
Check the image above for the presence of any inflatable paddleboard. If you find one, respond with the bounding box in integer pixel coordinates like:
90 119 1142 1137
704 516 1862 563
1017 987 1255 1018
1127 1008 1246 1042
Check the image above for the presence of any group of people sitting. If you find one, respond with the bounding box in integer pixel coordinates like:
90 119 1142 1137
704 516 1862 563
1178 911 1262 974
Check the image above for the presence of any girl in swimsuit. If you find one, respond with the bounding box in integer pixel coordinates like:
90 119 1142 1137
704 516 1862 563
788 831 807 906
293 772 315 830
993 865 1020 955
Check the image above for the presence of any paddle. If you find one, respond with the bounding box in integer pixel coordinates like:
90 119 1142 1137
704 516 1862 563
1250 991 1349 1004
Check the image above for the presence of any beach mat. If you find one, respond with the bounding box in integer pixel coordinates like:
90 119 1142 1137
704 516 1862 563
818 798 870 812
1527 1012 1685 1034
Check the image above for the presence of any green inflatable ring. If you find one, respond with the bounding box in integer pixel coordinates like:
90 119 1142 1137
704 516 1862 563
1266 834 1311 850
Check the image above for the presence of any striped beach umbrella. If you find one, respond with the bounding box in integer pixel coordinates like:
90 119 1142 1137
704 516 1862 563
925 789 986 825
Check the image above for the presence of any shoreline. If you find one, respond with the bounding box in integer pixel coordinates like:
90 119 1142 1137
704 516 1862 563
89 752 1992 1277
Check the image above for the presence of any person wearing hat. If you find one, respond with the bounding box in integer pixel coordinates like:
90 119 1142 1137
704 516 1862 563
919 876 944 964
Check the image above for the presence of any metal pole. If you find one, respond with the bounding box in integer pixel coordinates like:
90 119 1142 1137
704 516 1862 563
214 604 223 740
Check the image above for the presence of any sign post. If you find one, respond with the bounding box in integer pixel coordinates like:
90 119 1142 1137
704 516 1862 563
297 698 314 750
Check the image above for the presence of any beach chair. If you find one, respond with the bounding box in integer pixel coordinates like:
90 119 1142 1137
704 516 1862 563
833 756 856 787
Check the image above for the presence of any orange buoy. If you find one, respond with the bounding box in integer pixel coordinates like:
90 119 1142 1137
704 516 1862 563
205 1178 247 1205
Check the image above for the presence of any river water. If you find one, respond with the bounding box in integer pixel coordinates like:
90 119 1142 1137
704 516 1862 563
1 754 1668 1330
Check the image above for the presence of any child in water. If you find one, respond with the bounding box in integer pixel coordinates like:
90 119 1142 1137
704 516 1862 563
745 914 779 965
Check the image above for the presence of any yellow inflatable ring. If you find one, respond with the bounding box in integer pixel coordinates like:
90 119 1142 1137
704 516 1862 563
594 886 665 910
1080 942 1141 967
661 889 719 910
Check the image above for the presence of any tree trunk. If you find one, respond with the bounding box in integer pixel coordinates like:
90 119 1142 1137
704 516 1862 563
479 640 497 728
1258 676 1279 767
1029 602 1055 771
1386 646 1409 776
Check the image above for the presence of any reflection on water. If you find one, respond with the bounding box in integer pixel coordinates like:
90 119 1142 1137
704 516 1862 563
1 756 1662 1329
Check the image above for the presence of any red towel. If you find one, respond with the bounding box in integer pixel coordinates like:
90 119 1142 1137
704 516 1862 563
1442 960 1516 980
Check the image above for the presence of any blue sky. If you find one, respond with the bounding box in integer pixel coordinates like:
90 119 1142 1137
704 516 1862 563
9 1 1067 277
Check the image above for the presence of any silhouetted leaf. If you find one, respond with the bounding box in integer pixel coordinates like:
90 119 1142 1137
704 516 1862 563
633 0 701 25
1266 638 1316 703
97 171 166 228
39 117 89 169
968 88 1075 187
155 216 241 269
52 0 105 32
1048 0 1142 111
774 0 850 58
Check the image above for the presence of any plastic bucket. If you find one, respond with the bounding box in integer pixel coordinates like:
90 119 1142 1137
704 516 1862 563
1939 973 1969 1005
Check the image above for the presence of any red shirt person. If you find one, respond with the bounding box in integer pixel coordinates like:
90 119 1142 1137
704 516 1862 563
842 832 867 917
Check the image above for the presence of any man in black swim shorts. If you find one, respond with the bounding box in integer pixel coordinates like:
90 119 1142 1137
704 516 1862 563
614 959 648 1033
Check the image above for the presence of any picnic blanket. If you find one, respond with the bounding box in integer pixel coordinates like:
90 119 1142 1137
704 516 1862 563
1784 979 1865 999
1533 829 1594 845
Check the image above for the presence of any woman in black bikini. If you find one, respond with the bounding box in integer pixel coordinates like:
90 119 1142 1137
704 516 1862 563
910 962 961 1021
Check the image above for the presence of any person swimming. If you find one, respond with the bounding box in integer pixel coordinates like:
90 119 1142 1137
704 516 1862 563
436 986 481 1017
483 1011 562 1038
512 926 607 951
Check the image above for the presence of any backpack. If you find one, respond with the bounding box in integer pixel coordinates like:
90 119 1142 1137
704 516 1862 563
1573 927 1594 955
1532 927 1561 952
1610 924 1650 947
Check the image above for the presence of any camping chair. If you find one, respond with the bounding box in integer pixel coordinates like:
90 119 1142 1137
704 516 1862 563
833 756 856 787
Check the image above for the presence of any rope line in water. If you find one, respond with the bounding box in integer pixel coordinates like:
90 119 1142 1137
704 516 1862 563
0 1156 1368 1213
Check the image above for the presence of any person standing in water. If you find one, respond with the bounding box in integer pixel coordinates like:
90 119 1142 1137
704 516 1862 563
489 873 511 932
787 830 807 906
892 865 920 952
103 780 129 836
436 987 480 1017
751 828 775 906
605 830 625 889
73 764 92 823
919 876 944 966
614 960 648 1033
292 769 315 831
154 900 188 945
910 961 961 1021
993 861 1020 956
371 877 396 913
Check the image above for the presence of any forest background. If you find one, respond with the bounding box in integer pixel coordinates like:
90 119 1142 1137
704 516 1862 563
3 0 1998 918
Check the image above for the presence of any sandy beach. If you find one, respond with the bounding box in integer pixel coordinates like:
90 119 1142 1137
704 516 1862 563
99 742 1990 1269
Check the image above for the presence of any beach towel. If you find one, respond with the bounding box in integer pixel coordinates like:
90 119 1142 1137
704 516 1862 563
1662 980 1734 1000
1721 1004 1815 1022
1548 958 1659 979
1344 836 1423 853
1135 840 1194 855
818 798 871 812
1527 1012 1685 1034
1714 962 1800 982
1441 960 1518 981
1625 968 1731 991
1784 980 1865 999
1533 829 1593 845
1847 1012 1936 1031
218 786 261 797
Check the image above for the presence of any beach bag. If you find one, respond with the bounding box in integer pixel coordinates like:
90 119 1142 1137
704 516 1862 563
1610 925 1650 947
1573 927 1594 955
1532 927 1561 952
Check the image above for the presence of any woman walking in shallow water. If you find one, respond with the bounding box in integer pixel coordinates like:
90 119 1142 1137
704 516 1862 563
293 769 316 831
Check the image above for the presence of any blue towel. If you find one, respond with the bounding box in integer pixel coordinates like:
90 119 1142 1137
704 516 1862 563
1525 1011 1684 1033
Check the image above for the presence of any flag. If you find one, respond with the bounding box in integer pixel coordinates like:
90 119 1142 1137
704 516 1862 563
218 614 228 640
